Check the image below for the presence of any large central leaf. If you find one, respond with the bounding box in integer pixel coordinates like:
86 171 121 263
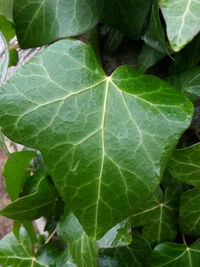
0 40 193 239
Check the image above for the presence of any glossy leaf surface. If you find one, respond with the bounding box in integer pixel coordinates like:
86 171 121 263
160 0 200 51
0 39 193 239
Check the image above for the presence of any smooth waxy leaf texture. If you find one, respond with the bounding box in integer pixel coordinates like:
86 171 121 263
0 228 48 267
167 67 200 97
14 0 102 48
57 212 98 267
180 187 200 236
99 231 152 267
0 39 193 239
148 241 200 266
168 143 200 186
0 177 58 220
3 150 36 200
130 186 181 244
160 0 200 51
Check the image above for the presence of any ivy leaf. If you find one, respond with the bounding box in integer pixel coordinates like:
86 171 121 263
167 67 200 98
130 185 181 244
180 187 200 236
0 177 58 220
0 32 9 84
99 231 152 267
143 0 166 53
14 0 102 48
3 150 36 200
0 0 13 22
0 39 193 239
168 143 200 186
148 241 200 266
57 211 98 267
160 0 200 52
102 0 152 40
0 228 48 267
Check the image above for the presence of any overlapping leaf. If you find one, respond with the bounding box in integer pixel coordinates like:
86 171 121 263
160 0 200 51
148 241 200 266
168 143 200 186
180 187 200 236
0 39 193 239
130 185 181 244
0 228 48 267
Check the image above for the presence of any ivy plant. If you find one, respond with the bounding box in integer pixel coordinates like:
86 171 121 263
0 0 200 266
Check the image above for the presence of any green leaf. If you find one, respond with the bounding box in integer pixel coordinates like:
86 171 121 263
3 150 36 200
99 231 152 267
0 228 48 267
0 177 58 220
137 44 165 73
143 0 166 53
0 0 13 21
102 0 152 40
98 219 132 248
0 39 193 239
14 0 102 48
167 67 200 98
57 212 98 267
0 15 15 43
160 0 200 52
180 187 200 236
148 241 200 266
168 143 200 186
0 32 9 84
130 185 181 244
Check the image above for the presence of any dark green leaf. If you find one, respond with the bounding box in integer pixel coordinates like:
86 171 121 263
130 186 181 244
137 44 165 73
167 67 200 98
0 228 48 267
148 241 200 266
99 231 152 267
0 177 58 220
180 187 200 236
102 0 152 40
57 211 98 267
14 0 102 48
0 39 193 239
168 143 200 186
143 0 166 53
3 150 36 200
160 0 200 51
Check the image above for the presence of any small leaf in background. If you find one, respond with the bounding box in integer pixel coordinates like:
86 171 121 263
0 15 15 43
99 231 152 267
57 211 98 267
160 0 200 52
167 67 200 98
0 177 58 220
180 187 200 236
102 0 152 40
0 32 9 84
3 150 36 200
0 228 48 267
130 185 182 244
137 44 165 73
148 241 200 266
0 39 193 239
143 0 167 53
14 0 102 48
168 143 200 186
